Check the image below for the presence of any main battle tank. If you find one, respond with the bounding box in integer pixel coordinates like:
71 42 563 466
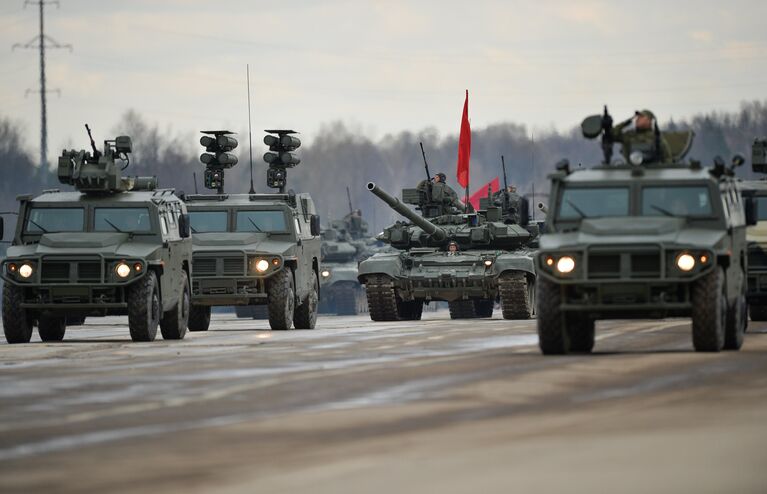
318 222 369 315
358 181 538 321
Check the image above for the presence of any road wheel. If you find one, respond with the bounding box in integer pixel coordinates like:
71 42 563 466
268 268 295 330
160 274 190 340
474 299 494 318
365 275 399 321
499 271 534 319
127 270 160 342
2 283 33 344
294 270 319 330
397 300 423 320
537 277 568 355
566 316 595 353
449 300 476 319
38 316 66 342
188 305 211 331
749 304 767 321
691 268 726 352
336 284 360 316
724 292 746 351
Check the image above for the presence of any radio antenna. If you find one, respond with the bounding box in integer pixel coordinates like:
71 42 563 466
246 64 255 194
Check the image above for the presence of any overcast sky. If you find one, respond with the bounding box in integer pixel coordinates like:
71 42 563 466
1 0 766 163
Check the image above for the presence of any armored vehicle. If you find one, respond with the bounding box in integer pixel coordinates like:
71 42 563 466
535 108 755 354
740 138 767 320
184 130 322 331
1 127 192 343
358 179 539 321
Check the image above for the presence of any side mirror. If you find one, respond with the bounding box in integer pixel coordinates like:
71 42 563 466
310 214 321 236
745 197 758 226
178 213 191 238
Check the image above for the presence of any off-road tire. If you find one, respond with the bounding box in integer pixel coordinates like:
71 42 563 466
724 292 746 351
691 268 726 352
294 271 319 330
536 277 568 355
268 268 295 330
397 300 423 320
474 299 494 318
499 272 534 320
127 271 161 342
749 304 767 321
188 305 211 331
366 275 398 321
566 316 595 353
336 284 364 316
38 316 66 342
160 274 190 340
2 283 33 344
449 300 476 319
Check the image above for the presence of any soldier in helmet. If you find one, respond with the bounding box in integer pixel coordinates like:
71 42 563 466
493 184 524 224
446 240 459 255
611 109 672 163
416 171 465 214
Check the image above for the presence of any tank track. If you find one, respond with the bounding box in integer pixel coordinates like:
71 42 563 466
499 272 533 320
448 300 476 319
366 275 399 321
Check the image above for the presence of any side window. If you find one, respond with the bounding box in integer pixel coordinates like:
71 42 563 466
160 215 169 236
294 217 302 235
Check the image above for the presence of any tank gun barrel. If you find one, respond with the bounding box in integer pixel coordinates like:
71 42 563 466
538 202 548 214
367 182 447 241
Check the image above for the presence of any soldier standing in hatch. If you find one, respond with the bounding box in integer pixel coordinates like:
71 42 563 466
611 109 672 163
493 184 523 224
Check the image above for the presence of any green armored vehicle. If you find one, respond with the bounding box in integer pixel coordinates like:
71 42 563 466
740 138 767 320
536 108 755 354
184 130 322 331
1 127 192 343
359 178 538 321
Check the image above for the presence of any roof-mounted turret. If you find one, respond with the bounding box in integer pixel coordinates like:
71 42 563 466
57 124 157 194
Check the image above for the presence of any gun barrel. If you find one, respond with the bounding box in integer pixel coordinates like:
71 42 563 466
538 202 548 214
367 182 446 241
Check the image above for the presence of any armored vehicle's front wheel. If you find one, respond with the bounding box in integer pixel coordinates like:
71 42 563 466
499 272 534 320
566 316 595 353
2 283 33 344
294 270 319 330
536 277 568 355
127 271 161 342
449 300 476 319
268 269 295 330
474 299 494 318
188 305 211 331
365 275 399 321
397 300 423 320
160 274 190 340
750 304 767 321
691 268 726 352
38 316 66 342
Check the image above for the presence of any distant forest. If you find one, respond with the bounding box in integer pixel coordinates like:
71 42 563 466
2 101 767 239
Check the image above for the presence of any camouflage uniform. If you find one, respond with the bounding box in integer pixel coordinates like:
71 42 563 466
492 189 523 224
611 110 672 163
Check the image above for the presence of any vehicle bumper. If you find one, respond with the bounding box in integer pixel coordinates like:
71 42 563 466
191 276 268 306
396 275 496 302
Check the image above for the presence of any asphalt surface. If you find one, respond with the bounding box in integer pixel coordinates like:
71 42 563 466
1 311 766 494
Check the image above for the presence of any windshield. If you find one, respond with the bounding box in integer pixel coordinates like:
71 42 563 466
235 210 288 233
558 187 630 219
641 186 712 217
94 207 152 233
25 207 84 233
189 211 227 233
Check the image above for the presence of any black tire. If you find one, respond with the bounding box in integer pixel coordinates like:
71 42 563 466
294 270 319 330
449 300 476 319
691 268 726 352
188 305 211 331
749 304 767 321
2 283 33 344
38 316 66 342
566 316 595 353
160 274 190 340
724 292 746 351
474 299 494 318
366 275 399 321
336 284 361 316
499 272 534 320
397 300 423 320
536 277 568 355
268 268 295 330
127 270 161 342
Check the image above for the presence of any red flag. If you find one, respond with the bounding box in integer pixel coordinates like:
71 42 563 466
468 177 500 210
456 90 471 189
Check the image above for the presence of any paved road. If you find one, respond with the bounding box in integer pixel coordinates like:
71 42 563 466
1 312 766 494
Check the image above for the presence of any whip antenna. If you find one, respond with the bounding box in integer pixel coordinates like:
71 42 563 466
247 64 255 194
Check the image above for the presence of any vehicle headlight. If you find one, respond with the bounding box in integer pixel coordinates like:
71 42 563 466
115 262 131 278
629 150 644 166
556 256 575 274
255 259 270 273
321 269 331 278
483 259 493 267
676 253 695 272
19 263 34 278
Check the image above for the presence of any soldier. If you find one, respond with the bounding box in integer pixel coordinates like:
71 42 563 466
342 208 367 240
447 240 459 255
611 109 672 163
493 184 524 224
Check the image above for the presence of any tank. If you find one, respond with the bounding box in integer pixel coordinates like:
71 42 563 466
739 138 767 321
358 182 538 321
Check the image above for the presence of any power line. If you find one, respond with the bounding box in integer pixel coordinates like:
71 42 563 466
12 0 71 168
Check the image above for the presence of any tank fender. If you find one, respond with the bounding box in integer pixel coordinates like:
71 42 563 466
494 255 536 278
357 253 402 282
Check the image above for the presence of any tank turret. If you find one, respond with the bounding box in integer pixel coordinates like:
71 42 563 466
367 182 447 241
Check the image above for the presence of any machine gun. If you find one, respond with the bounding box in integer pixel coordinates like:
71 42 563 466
581 106 634 165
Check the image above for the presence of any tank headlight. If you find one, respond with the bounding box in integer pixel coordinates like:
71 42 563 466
115 262 131 278
255 259 270 273
629 151 644 166
19 263 34 278
556 256 575 274
321 270 331 278
676 253 695 272
483 260 493 267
